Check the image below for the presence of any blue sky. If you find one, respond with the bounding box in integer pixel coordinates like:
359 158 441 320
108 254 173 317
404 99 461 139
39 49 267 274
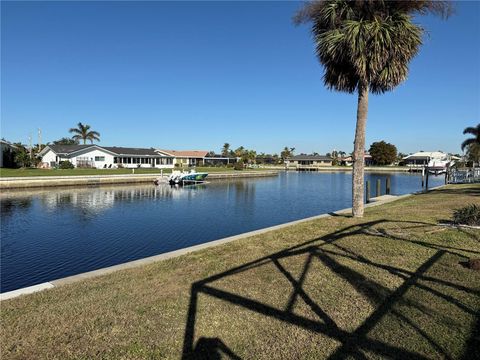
1 1 479 155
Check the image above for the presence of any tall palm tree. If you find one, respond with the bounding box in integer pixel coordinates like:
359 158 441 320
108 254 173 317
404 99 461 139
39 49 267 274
222 143 231 157
69 122 101 144
461 124 480 151
295 1 451 217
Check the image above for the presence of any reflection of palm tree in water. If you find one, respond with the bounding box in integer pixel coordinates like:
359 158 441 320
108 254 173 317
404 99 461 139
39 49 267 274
0 198 33 219
234 181 255 206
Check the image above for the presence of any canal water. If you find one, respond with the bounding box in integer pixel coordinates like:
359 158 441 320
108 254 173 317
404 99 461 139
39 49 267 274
0 172 444 292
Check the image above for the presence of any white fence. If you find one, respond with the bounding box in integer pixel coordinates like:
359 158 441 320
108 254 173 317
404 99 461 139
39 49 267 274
447 167 480 184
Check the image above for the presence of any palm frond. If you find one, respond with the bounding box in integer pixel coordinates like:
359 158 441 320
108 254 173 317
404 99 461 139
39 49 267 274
461 138 475 151
463 125 479 136
294 0 452 94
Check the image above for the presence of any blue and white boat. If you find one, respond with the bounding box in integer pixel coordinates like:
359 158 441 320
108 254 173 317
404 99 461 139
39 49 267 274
167 170 209 185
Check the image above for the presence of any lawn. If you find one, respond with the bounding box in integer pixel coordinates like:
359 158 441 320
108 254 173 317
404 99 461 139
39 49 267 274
0 167 267 177
1 185 479 359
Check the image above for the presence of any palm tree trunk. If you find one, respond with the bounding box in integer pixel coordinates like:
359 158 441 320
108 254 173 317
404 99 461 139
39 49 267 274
352 82 369 217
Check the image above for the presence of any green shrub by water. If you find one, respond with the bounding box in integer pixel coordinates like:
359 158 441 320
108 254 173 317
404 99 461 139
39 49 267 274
234 161 244 171
59 161 74 169
453 204 480 226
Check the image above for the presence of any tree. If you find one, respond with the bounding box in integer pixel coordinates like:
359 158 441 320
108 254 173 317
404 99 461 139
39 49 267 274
294 1 451 217
461 124 480 151
280 146 295 162
234 146 245 158
466 143 480 165
53 137 79 145
221 143 231 157
69 122 101 144
369 141 397 165
14 148 31 168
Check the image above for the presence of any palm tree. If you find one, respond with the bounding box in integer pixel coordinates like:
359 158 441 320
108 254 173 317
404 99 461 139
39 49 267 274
69 122 101 144
461 124 480 151
222 143 231 157
295 1 451 217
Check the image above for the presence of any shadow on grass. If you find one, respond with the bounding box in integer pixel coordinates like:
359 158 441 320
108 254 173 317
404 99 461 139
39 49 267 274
181 218 480 359
433 185 480 196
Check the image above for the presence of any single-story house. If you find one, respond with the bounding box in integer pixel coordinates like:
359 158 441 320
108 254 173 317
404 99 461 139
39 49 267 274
203 154 238 166
156 150 209 167
38 145 175 169
341 153 374 166
0 140 18 168
286 155 333 170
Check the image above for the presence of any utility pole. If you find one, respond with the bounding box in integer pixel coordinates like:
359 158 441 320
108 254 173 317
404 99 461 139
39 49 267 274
28 133 33 160
38 128 42 151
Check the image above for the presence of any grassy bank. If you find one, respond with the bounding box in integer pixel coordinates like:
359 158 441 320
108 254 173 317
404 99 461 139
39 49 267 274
1 185 479 359
0 167 267 178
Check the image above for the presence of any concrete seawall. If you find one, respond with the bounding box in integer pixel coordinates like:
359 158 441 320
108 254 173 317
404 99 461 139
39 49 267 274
0 171 279 190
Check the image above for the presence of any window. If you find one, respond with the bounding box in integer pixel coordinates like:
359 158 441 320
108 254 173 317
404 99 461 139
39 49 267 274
95 156 105 162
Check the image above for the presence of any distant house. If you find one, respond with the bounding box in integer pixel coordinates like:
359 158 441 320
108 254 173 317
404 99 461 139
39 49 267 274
38 145 174 169
203 154 238 166
156 150 209 167
286 154 333 170
0 140 18 168
341 152 374 166
402 151 450 168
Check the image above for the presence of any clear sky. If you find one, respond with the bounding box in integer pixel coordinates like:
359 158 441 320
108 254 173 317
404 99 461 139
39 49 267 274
1 1 479 155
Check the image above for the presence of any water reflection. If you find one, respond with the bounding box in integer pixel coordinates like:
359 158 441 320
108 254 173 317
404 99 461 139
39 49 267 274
0 198 33 219
1 172 444 292
1 184 211 219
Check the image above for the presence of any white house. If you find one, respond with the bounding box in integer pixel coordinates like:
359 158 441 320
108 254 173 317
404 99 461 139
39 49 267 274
38 145 175 169
156 150 209 167
402 151 450 167
0 140 18 168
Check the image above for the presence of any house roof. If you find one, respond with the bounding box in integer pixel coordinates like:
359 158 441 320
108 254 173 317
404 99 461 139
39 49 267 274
0 140 18 149
403 151 446 160
157 150 209 158
42 145 172 157
46 144 95 155
288 155 332 161
102 147 168 156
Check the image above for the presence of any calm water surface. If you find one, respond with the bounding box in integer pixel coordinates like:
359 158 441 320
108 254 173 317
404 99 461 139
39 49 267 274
0 172 443 292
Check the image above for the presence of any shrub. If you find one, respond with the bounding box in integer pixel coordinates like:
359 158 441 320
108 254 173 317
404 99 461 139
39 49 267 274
453 204 480 226
234 161 244 171
59 160 74 169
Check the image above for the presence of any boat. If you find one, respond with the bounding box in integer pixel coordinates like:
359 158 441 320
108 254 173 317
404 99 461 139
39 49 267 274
427 157 457 175
167 170 209 185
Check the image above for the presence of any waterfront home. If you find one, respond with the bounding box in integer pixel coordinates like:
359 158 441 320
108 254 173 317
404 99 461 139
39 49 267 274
0 140 18 168
156 150 209 167
340 153 374 166
39 145 174 169
286 154 333 170
402 151 453 168
203 154 238 166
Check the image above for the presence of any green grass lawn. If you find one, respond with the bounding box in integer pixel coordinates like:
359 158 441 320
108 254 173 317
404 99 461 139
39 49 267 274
1 185 479 359
0 167 271 177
